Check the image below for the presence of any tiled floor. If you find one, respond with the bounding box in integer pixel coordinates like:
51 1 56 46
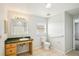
66 50 79 56
32 48 65 56
32 48 79 56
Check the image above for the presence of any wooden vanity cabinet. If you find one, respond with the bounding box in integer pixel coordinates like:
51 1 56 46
5 40 33 56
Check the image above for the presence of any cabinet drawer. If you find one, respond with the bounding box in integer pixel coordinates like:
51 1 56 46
6 44 16 49
6 48 16 55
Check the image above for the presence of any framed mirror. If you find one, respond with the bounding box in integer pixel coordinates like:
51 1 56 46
10 17 27 37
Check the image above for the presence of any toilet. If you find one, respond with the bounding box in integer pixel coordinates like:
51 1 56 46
43 41 50 49
41 36 50 50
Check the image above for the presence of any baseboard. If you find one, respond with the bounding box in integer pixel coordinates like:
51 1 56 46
65 48 72 54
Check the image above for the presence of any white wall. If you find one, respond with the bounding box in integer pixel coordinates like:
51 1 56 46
28 16 46 48
0 5 7 56
48 12 65 52
6 11 46 49
48 11 73 53
65 12 73 53
6 9 46 49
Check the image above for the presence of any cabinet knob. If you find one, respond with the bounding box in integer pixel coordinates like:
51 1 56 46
10 50 12 52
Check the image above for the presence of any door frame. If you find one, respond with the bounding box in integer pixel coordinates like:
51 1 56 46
73 18 75 50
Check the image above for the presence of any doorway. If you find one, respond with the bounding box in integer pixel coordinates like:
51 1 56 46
73 19 79 50
75 23 79 50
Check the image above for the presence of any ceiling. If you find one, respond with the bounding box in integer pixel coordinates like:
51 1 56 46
2 3 79 17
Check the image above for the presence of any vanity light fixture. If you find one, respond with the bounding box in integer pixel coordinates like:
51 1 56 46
17 21 22 25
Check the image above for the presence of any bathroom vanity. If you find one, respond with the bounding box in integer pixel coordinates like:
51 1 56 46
5 37 33 56
4 11 33 56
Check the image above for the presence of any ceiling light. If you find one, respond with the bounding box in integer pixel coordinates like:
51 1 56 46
46 3 51 8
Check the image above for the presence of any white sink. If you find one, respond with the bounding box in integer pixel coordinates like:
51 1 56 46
19 38 29 41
